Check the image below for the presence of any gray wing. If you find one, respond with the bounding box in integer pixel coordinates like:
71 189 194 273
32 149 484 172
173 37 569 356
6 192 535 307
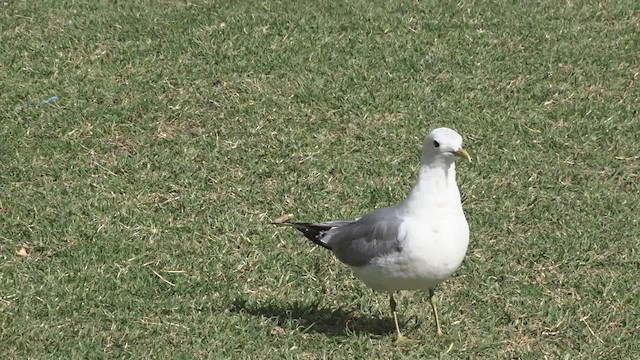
325 205 406 267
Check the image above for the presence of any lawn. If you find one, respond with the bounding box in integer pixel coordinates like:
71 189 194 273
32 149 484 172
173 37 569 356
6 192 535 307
1 0 639 358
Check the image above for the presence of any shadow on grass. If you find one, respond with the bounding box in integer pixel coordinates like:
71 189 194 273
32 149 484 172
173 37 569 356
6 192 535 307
230 297 393 337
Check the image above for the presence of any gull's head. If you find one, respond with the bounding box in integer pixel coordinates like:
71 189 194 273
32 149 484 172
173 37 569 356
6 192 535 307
422 128 471 164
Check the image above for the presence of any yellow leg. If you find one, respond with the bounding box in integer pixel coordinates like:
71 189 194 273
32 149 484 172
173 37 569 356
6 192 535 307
390 293 419 344
428 289 443 336
390 293 402 339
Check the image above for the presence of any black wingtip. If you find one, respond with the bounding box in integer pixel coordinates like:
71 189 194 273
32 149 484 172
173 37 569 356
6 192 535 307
271 222 333 250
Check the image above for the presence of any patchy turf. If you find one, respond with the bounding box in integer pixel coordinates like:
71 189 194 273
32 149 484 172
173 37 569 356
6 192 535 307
1 0 638 358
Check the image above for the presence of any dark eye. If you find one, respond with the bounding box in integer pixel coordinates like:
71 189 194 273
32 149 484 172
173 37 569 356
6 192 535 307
433 141 440 148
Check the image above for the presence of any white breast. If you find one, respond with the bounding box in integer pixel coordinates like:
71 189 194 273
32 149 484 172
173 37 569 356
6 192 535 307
350 210 469 292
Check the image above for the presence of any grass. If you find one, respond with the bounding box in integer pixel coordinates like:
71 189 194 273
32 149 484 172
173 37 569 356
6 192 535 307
1 0 639 358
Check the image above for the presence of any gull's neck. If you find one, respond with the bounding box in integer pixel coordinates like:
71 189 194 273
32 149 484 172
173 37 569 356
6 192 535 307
404 158 461 213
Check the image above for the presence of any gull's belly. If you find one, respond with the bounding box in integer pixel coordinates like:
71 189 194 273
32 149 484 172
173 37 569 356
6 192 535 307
350 216 469 292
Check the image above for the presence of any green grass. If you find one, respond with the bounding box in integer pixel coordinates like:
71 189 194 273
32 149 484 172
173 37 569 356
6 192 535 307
1 0 639 358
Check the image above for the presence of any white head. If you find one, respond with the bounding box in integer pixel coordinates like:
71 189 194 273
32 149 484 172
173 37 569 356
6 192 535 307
422 127 471 164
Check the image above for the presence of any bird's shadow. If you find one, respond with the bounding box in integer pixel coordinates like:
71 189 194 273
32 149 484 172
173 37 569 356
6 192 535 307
230 297 397 337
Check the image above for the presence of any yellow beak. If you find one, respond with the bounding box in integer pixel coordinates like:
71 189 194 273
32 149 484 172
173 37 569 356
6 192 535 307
452 148 471 162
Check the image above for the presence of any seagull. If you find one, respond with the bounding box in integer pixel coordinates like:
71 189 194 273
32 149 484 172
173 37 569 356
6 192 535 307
274 128 471 343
